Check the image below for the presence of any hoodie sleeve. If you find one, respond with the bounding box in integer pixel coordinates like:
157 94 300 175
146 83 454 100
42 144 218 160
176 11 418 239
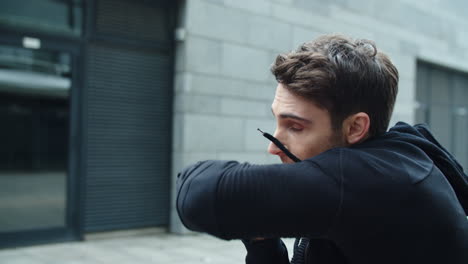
176 156 342 240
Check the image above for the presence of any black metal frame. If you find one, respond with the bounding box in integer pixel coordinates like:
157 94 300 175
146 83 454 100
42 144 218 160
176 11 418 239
0 27 85 248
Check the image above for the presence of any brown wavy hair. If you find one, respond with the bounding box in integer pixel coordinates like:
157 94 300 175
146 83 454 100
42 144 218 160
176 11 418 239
271 34 399 137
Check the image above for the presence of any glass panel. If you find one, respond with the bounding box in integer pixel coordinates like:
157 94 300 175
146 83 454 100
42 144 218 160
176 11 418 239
453 75 468 169
416 63 429 106
0 0 82 36
429 105 452 152
454 110 468 169
430 67 451 105
0 44 70 232
415 63 429 124
453 75 468 108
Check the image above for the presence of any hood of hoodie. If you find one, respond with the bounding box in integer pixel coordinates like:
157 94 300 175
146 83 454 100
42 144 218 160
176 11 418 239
384 122 468 216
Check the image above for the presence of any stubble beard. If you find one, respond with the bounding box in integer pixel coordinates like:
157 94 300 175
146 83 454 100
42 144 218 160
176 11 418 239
280 130 345 164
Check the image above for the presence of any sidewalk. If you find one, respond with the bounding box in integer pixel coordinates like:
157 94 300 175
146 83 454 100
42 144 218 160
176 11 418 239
0 232 295 264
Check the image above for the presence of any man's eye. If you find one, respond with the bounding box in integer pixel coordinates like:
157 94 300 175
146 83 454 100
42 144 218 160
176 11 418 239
289 126 303 132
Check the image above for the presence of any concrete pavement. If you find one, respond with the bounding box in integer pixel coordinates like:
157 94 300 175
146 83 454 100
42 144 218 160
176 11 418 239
0 231 295 264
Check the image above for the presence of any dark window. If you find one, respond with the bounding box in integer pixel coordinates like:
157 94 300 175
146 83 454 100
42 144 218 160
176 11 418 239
0 44 71 232
0 0 83 36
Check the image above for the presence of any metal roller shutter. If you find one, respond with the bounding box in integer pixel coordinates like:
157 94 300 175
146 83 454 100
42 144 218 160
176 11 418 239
416 62 468 169
83 0 173 232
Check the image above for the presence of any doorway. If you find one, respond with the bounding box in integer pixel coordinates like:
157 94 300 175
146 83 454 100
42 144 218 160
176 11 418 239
0 37 81 247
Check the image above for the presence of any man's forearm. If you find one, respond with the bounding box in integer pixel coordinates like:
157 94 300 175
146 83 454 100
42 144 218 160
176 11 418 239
176 158 342 240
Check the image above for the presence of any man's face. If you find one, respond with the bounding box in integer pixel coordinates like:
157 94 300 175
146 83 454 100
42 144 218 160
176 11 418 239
269 83 344 163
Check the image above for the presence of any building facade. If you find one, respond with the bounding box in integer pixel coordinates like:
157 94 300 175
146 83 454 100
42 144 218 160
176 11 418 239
1 0 467 248
170 0 468 233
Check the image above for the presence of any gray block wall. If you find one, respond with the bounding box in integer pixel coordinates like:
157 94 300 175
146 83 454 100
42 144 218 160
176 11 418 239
170 0 468 233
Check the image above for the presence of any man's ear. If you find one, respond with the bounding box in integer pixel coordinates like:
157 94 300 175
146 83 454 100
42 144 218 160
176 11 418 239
343 112 370 145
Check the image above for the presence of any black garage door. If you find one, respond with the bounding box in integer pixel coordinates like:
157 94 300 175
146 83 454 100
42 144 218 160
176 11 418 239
83 0 174 232
416 61 468 169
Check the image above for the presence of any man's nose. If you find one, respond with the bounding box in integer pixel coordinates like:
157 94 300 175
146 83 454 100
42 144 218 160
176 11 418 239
268 141 281 155
267 130 283 156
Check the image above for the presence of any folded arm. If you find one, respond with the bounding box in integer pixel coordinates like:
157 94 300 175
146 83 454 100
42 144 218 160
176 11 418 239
176 155 342 240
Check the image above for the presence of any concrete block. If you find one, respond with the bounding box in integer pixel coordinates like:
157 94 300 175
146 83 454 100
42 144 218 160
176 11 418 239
223 0 272 16
190 74 245 97
170 209 189 234
456 31 468 53
414 32 449 55
390 111 414 127
171 151 218 179
186 0 249 43
186 36 222 75
245 82 277 101
244 118 276 151
174 42 186 72
220 98 270 117
374 1 444 40
444 0 468 18
293 0 332 15
247 15 292 52
274 3 374 41
183 114 244 152
396 77 416 105
341 0 375 15
392 101 415 125
331 29 374 44
174 73 185 93
409 6 452 42
373 33 400 55
391 54 416 80
169 151 186 235
188 73 275 100
182 152 219 167
171 152 183 182
172 113 183 152
271 3 326 28
328 5 397 40
399 40 420 56
221 43 271 82
291 26 324 49
271 0 294 5
418 48 468 74
388 115 401 129
175 94 221 114
267 54 281 82
324 8 376 40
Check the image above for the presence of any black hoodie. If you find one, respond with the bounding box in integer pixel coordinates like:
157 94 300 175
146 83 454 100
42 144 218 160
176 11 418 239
389 122 468 215
176 122 468 264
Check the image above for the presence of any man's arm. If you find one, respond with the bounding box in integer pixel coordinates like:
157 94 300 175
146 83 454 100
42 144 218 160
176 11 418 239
176 154 342 240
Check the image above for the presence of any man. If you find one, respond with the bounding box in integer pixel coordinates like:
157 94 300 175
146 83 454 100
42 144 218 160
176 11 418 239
176 34 468 263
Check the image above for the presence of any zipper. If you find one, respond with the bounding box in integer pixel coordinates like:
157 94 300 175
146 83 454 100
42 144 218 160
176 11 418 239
303 238 310 263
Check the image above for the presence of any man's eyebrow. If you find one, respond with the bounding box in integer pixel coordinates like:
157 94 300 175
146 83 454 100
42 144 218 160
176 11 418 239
271 108 312 124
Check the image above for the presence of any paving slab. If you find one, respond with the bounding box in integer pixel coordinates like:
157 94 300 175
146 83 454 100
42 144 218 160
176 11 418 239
0 233 295 264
